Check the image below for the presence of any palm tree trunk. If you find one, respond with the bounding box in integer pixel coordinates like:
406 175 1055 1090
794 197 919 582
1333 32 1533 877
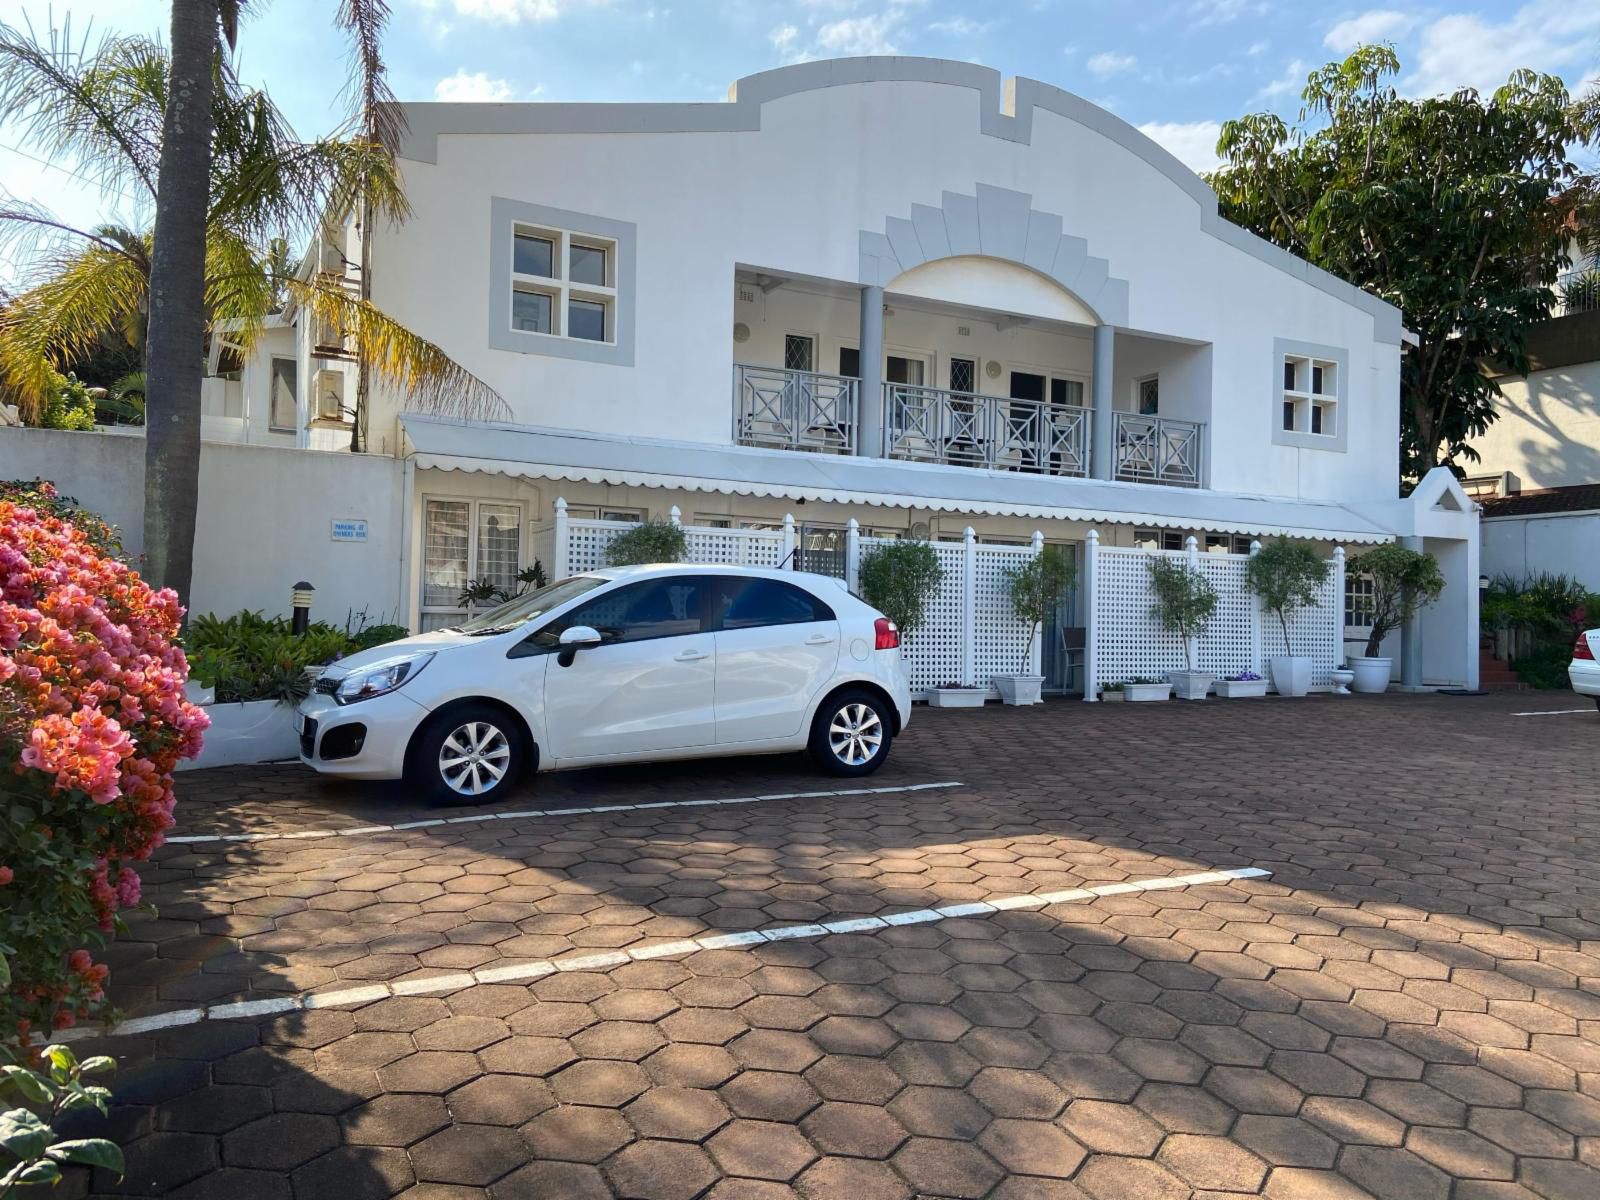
142 0 217 602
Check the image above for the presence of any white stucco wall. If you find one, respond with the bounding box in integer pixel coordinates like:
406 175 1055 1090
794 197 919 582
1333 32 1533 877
1466 360 1600 491
367 62 1399 508
1482 513 1600 591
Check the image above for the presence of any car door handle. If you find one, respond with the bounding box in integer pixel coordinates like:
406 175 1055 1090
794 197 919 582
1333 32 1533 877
805 634 836 645
674 649 709 662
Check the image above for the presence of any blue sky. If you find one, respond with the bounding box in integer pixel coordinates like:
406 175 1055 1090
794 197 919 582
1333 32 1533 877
1 0 1595 286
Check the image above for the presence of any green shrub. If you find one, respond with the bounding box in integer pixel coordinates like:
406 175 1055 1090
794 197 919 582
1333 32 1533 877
348 623 410 652
858 540 944 644
1244 540 1330 656
186 612 351 704
604 519 687 567
1003 546 1076 674
39 374 96 431
1146 556 1217 671
1348 545 1446 658
0 1044 123 1190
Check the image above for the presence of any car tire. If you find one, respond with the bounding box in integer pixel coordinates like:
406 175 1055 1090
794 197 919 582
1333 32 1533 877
408 704 527 805
809 688 894 777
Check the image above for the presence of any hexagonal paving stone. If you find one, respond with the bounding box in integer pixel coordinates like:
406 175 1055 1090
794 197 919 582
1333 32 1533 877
446 1075 554 1126
222 1112 341 1170
1058 1100 1165 1156
888 1085 993 1139
1233 1115 1340 1168
708 1119 819 1181
572 1020 669 1062
804 1055 904 1104
410 1123 530 1187
970 1067 1068 1119
289 1145 415 1199
550 1060 652 1107
1075 1154 1191 1200
377 1051 481 1095
1339 1146 1451 1200
795 1156 913 1200
1156 1133 1269 1192
523 1105 635 1163
800 1102 908 1159
720 1071 822 1122
626 1087 733 1141
477 1035 578 1078
605 1139 720 1200
1406 1126 1515 1181
977 1118 1088 1178
645 1043 742 1089
891 1137 1006 1200
341 1094 450 1146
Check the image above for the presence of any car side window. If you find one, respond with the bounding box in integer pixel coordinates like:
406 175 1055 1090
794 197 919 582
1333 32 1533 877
716 578 836 631
525 577 708 651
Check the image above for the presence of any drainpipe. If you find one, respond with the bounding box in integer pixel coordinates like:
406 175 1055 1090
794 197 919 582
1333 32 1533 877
1400 534 1424 688
858 285 884 458
1091 325 1114 480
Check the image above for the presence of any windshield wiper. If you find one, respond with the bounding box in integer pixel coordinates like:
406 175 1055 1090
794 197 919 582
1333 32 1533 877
462 624 518 636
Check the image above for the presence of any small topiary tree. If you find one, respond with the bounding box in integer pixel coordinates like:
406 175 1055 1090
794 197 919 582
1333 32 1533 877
858 540 944 648
1244 540 1331 657
1003 546 1076 674
1147 555 1218 672
1349 544 1445 657
605 518 688 567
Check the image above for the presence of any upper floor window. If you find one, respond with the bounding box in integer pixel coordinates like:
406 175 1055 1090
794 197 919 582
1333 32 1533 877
1272 339 1349 453
510 223 616 344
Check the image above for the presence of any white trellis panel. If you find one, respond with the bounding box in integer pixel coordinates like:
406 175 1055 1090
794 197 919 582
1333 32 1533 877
974 543 1040 684
1093 546 1190 685
1195 553 1256 680
564 519 633 574
681 526 785 567
858 536 969 695
1280 567 1342 690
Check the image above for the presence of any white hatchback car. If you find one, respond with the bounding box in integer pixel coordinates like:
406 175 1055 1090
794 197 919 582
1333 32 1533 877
295 564 912 802
1570 628 1600 708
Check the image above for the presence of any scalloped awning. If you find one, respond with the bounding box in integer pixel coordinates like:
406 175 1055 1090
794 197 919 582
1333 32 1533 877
400 413 1395 544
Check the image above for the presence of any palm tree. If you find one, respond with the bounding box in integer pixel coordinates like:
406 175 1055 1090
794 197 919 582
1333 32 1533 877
0 9 504 601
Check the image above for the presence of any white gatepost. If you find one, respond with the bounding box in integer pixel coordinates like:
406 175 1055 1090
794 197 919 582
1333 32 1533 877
1248 540 1264 672
781 514 796 568
962 527 978 688
1184 536 1201 673
1332 546 1347 668
1030 530 1046 677
1083 529 1099 700
553 497 570 580
845 519 861 591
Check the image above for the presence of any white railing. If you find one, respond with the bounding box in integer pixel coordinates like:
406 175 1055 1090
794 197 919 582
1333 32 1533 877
1557 264 1600 316
883 383 1090 476
1114 413 1203 487
733 365 857 454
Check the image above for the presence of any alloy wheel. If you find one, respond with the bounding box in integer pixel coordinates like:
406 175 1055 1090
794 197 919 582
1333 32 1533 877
828 702 883 767
438 721 511 796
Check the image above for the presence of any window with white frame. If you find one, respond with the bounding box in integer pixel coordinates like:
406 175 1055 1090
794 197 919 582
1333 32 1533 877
1281 352 1338 437
421 498 524 620
1344 572 1376 630
564 505 644 523
269 358 298 432
509 222 617 344
1133 529 1186 551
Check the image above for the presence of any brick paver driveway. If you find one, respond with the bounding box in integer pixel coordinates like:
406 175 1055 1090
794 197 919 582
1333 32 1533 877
62 691 1600 1199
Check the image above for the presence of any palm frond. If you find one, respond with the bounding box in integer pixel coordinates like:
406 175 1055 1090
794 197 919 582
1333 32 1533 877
204 227 278 351
285 277 507 422
335 0 405 155
0 203 148 276
309 133 411 228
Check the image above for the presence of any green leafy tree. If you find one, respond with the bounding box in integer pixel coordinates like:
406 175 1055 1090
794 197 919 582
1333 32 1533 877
1349 544 1445 657
39 373 95 430
1003 545 1076 674
1243 540 1331 656
1209 46 1582 478
1146 556 1217 672
858 540 943 646
604 519 688 567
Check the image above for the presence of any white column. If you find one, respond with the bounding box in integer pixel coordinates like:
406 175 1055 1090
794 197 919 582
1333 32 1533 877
1465 535 1481 691
845 518 861 591
669 505 682 526
962 527 977 689
1184 535 1201 672
781 513 796 568
1091 324 1115 481
1400 534 1423 687
1083 529 1099 699
1332 546 1347 670
858 285 885 457
1248 540 1264 673
553 497 570 581
1030 530 1046 677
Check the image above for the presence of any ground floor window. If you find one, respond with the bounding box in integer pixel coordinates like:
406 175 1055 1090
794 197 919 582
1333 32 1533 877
421 498 525 627
565 505 644 523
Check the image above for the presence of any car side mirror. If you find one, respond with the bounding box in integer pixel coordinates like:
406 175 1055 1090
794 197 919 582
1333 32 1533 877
556 625 602 668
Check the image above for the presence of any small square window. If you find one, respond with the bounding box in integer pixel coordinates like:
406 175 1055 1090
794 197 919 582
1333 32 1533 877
512 289 552 334
1282 400 1296 431
1311 364 1325 395
568 299 606 342
1310 404 1323 434
513 233 553 278
1283 360 1297 391
569 243 607 286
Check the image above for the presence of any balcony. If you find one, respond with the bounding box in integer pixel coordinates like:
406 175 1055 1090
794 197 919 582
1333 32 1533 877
1114 413 1203 488
733 364 858 454
884 383 1090 477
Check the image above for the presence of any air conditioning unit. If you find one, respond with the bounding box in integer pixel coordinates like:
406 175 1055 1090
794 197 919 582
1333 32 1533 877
314 370 346 421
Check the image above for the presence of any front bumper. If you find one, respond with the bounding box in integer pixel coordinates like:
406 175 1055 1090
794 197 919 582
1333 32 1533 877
295 689 431 780
1569 660 1600 698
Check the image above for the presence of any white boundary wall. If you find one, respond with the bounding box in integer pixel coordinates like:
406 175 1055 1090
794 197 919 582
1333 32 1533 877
1083 531 1345 697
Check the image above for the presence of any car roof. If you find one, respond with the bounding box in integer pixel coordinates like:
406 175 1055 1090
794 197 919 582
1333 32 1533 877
588 563 850 591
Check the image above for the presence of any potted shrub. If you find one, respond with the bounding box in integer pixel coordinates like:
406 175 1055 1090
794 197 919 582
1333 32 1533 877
927 681 987 708
1123 676 1173 702
606 518 687 566
1099 681 1124 702
858 540 954 697
1244 540 1331 697
1216 670 1268 698
1147 556 1218 700
1346 544 1446 693
995 545 1075 705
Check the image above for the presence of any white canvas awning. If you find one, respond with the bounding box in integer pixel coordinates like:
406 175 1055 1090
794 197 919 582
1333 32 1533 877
400 413 1395 544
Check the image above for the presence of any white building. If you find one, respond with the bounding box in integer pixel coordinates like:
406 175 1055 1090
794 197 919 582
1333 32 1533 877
1 58 1479 690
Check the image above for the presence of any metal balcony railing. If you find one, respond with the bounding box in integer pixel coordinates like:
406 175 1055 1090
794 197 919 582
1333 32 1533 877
1557 264 1600 316
1115 412 1203 487
882 383 1091 477
733 364 858 454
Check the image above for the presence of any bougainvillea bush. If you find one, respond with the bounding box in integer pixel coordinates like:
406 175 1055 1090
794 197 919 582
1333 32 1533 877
0 481 207 1051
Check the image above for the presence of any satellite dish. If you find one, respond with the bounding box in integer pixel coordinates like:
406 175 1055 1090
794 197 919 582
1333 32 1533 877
733 322 751 344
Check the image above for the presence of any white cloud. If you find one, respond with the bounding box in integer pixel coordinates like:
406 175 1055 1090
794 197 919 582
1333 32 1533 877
1246 41 1269 56
1086 51 1137 77
929 17 988 36
816 12 900 55
1405 1 1600 97
770 23 799 53
1252 58 1307 104
1189 0 1270 29
450 0 564 23
433 69 515 101
1323 10 1418 52
1138 120 1224 174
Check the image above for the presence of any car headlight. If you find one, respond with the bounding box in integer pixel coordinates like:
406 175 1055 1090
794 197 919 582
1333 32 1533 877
333 652 435 705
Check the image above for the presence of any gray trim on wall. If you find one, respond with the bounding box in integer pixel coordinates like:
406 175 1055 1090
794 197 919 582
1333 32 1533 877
1272 338 1350 454
405 57 1403 345
859 185 1129 325
487 197 637 366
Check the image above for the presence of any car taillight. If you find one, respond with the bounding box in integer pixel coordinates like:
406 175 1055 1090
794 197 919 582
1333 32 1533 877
874 617 899 650
1576 634 1596 661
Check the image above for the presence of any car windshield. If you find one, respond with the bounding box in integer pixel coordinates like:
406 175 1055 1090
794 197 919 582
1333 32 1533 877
456 575 611 633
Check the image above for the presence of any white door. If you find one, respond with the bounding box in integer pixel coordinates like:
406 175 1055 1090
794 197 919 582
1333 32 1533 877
540 576 717 761
712 577 840 744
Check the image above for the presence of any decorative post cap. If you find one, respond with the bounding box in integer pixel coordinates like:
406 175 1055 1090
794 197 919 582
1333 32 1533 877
555 497 567 512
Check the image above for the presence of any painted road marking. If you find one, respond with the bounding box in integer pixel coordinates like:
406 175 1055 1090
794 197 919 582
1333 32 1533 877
163 781 967 846
1510 708 1595 717
57 866 1272 1042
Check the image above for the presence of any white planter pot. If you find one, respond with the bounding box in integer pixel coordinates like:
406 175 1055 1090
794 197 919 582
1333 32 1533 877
1330 668 1355 695
926 687 987 708
1168 671 1214 701
1099 689 1124 702
183 679 215 706
1215 679 1268 699
1268 656 1313 698
994 675 1045 706
1349 657 1393 694
178 699 301 771
1124 682 1173 703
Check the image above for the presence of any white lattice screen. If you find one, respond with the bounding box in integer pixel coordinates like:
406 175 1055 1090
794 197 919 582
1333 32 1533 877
1195 553 1257 680
1281 569 1342 690
563 519 631 574
974 544 1040 684
1094 546 1190 684
860 537 970 694
561 517 785 574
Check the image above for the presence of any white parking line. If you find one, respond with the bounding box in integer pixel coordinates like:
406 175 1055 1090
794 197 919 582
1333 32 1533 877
1510 708 1594 717
56 866 1271 1042
163 781 967 846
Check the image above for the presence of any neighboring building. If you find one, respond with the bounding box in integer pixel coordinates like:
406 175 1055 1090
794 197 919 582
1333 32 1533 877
0 57 1480 688
1469 240 1600 590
